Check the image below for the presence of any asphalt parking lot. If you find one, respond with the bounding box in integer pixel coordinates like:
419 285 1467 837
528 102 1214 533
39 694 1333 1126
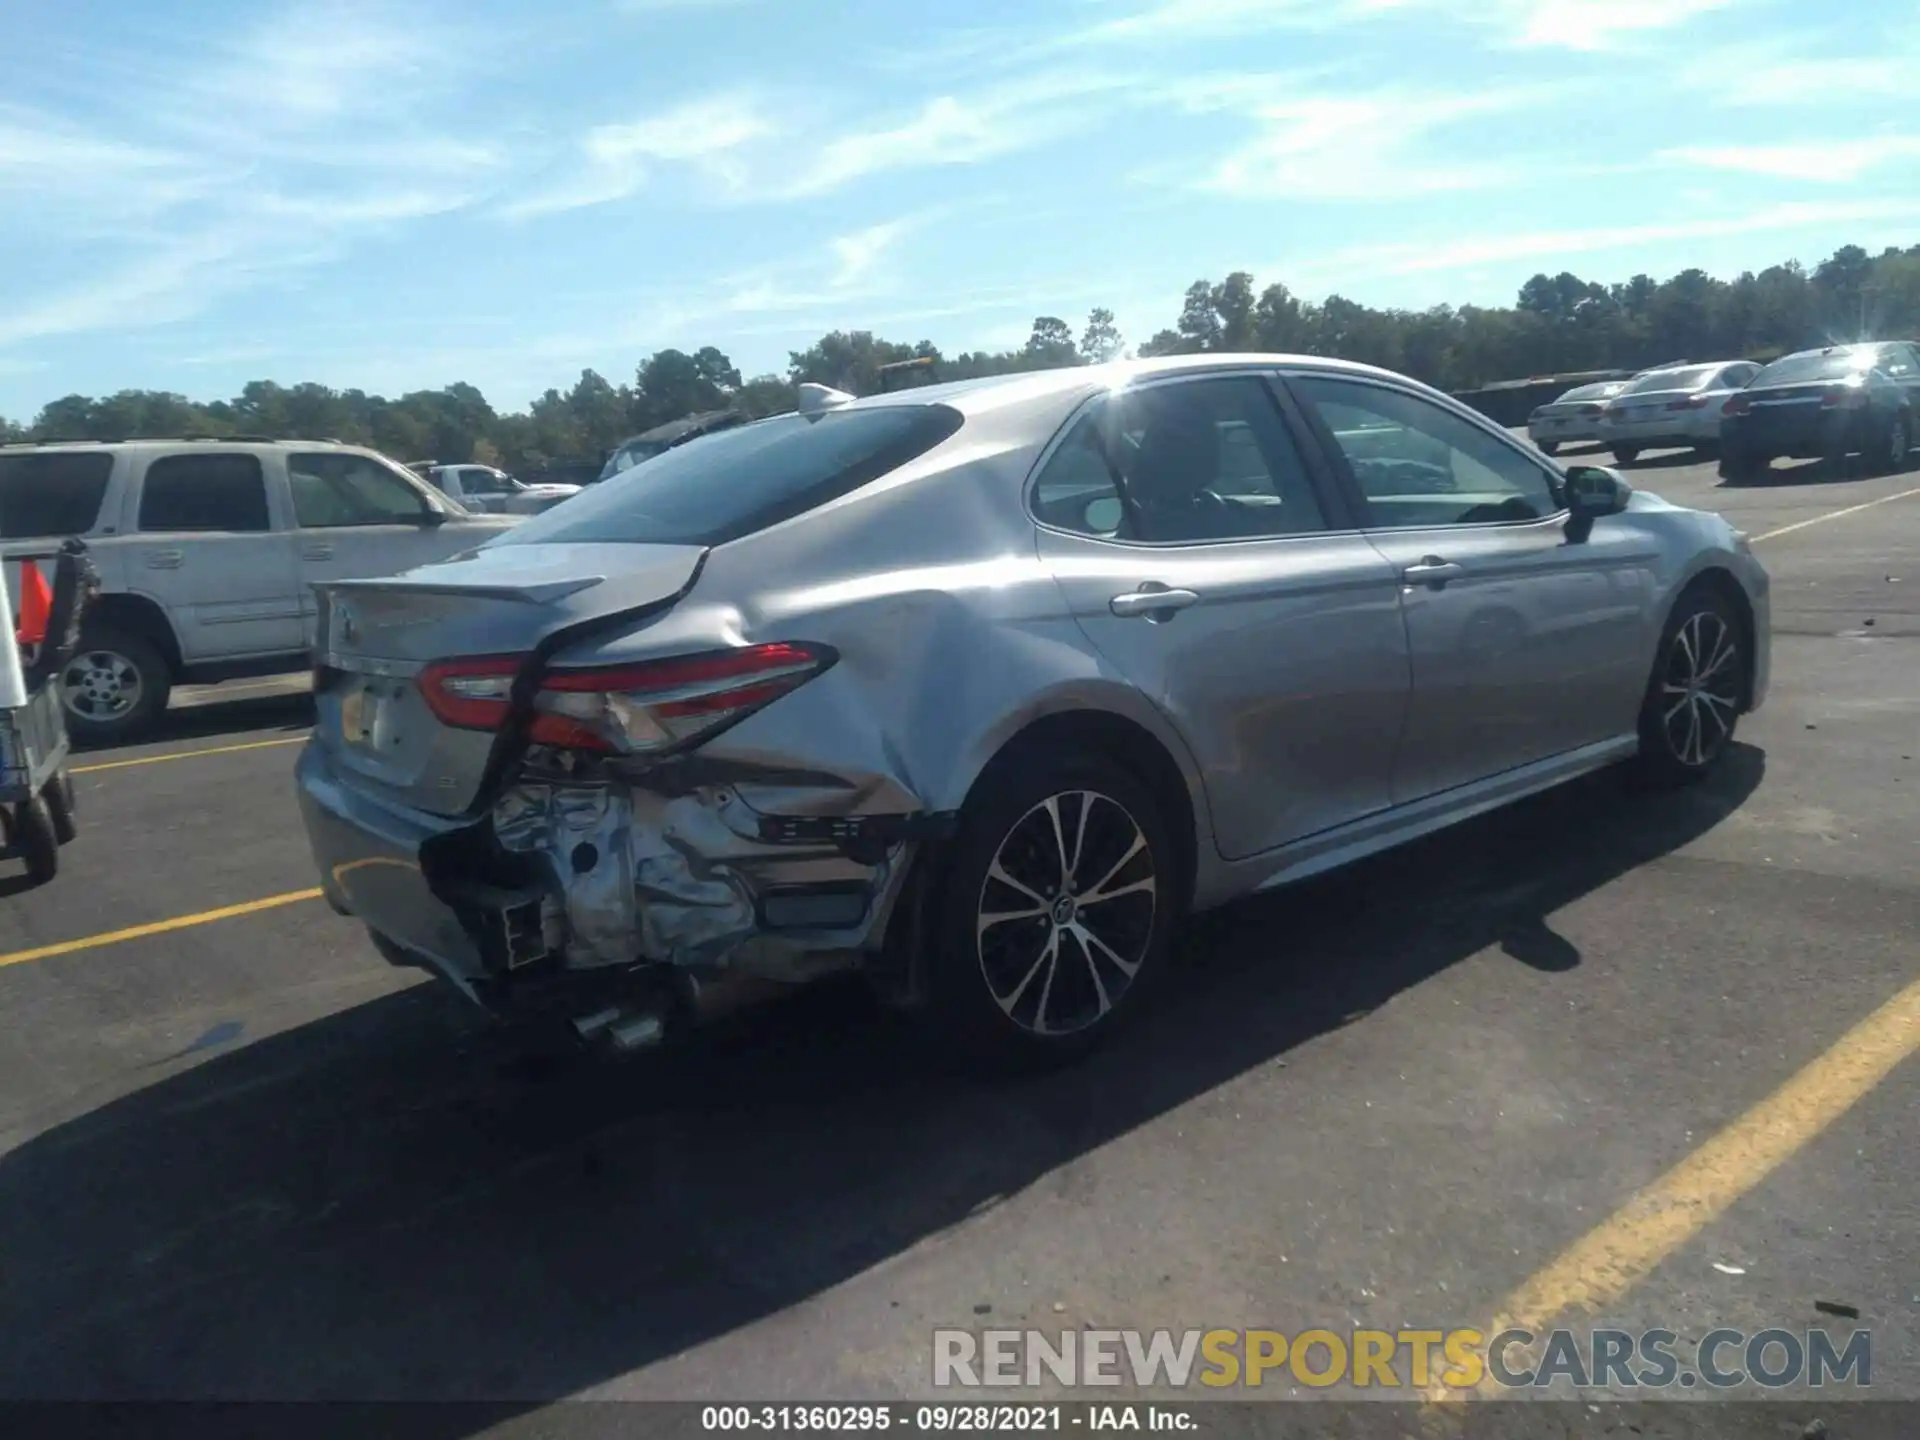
1 446 1914 1424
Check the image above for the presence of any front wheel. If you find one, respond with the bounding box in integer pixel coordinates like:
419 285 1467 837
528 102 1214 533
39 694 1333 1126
921 750 1181 1071
1611 446 1640 465
1631 587 1748 788
60 624 173 747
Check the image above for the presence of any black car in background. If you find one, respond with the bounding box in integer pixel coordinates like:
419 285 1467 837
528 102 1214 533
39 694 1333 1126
1719 341 1920 483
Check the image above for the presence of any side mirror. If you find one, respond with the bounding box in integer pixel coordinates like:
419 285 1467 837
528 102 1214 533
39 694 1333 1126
1562 465 1631 543
417 507 448 527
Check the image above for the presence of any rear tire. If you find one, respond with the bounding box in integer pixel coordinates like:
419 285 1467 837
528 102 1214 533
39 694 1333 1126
1611 446 1640 465
1630 586 1747 789
1537 439 1560 456
60 624 172 748
11 795 60 885
920 749 1182 1072
46 768 77 845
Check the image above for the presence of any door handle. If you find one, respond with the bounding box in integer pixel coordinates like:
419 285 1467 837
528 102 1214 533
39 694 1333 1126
1109 586 1200 619
302 543 335 560
144 549 184 569
1402 556 1464 588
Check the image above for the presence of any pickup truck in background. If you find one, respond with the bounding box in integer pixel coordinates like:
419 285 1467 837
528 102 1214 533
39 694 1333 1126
417 462 582 515
0 438 520 745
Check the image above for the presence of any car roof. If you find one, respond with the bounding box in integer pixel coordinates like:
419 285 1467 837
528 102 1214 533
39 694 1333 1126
834 352 1438 418
1775 342 1896 362
0 437 378 456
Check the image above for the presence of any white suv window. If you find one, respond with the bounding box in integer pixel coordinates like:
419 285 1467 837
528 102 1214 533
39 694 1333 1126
289 452 436 528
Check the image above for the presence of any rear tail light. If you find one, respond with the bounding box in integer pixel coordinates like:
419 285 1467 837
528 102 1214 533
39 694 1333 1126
418 642 835 757
1666 396 1708 410
1723 397 1750 417
418 655 521 728
1575 403 1603 417
1820 386 1867 409
1602 405 1623 419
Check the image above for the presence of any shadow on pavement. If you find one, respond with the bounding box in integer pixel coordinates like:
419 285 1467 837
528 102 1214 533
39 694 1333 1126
1613 448 1710 472
69 691 315 754
0 746 1764 1409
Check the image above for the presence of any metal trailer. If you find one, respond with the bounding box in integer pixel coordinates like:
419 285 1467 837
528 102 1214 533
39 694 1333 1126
0 542 98 885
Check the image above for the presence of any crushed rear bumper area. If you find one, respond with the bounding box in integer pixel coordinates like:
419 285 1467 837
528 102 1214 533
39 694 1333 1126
296 741 953 1030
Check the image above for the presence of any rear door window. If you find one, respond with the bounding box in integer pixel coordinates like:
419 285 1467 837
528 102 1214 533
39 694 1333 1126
289 452 437 527
495 403 964 548
0 452 114 537
1753 352 1865 386
138 454 271 532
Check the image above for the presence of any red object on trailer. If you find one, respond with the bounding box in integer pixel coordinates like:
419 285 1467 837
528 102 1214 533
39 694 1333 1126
15 560 52 648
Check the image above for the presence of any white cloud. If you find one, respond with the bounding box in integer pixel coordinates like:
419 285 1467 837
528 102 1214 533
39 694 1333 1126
1310 199 1920 278
0 1 505 350
784 71 1134 197
1663 136 1920 183
1506 0 1741 50
1193 87 1554 200
830 220 912 289
1705 52 1918 106
617 0 760 10
504 93 774 217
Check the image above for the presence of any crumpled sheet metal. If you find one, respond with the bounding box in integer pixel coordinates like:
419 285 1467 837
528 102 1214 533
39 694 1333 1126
492 780 894 978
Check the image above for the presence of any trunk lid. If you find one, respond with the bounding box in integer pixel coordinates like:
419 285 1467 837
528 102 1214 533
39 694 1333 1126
1734 381 1841 432
313 541 706 815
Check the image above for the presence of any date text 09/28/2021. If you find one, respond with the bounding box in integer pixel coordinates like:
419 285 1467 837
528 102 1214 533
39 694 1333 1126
701 1405 1195 1431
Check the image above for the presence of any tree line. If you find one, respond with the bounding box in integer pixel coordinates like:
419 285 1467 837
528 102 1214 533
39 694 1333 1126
6 241 1916 474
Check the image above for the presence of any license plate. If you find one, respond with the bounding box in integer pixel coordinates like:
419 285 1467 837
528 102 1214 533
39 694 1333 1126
341 686 384 747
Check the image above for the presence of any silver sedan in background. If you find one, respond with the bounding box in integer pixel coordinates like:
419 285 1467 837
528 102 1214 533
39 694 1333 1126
296 355 1771 1070
1598 360 1763 464
1526 378 1632 454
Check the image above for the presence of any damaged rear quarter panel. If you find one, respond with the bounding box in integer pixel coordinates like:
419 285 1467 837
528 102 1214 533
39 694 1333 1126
515 389 1215 977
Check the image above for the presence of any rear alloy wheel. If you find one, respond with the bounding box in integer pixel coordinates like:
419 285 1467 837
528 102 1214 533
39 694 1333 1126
1632 589 1747 787
1612 446 1640 465
924 752 1178 1069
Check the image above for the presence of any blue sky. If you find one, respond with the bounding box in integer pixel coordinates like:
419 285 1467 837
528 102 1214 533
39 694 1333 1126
3 0 1917 420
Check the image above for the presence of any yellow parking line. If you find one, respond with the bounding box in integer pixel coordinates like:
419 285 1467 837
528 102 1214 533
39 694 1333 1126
71 735 308 774
1431 975 1920 1402
0 888 324 970
1751 484 1920 543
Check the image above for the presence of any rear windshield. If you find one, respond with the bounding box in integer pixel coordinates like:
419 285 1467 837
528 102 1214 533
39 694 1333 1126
0 452 114 538
493 403 964 548
1624 366 1715 394
1753 351 1871 387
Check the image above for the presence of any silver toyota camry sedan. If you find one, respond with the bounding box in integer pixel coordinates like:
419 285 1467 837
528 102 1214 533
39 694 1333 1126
297 354 1771 1068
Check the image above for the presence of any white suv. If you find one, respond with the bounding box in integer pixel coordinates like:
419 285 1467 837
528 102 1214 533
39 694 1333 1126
0 438 520 745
